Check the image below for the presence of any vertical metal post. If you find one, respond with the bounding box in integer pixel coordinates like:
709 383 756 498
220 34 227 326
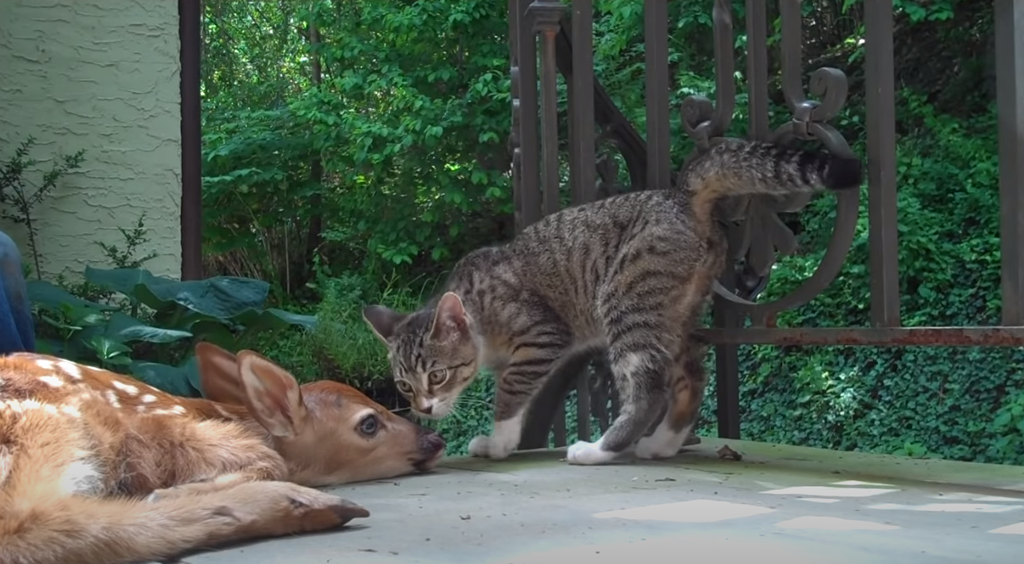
509 0 524 233
569 0 596 442
570 0 596 207
995 0 1024 325
745 0 769 140
644 0 670 189
864 0 901 326
179 0 203 280
707 0 773 441
516 0 542 231
532 3 564 218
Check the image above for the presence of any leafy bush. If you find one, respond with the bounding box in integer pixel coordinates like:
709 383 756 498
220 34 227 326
187 0 1021 464
1 136 85 278
29 266 315 397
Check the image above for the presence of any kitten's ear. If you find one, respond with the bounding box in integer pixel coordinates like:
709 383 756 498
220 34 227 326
362 305 406 344
429 292 470 343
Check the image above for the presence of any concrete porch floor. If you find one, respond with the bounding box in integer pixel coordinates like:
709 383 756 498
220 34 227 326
181 438 1024 564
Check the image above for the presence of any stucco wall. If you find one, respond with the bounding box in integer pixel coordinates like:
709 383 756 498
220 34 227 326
0 0 182 281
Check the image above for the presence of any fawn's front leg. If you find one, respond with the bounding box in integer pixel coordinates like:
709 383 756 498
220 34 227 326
1 480 369 564
139 418 289 501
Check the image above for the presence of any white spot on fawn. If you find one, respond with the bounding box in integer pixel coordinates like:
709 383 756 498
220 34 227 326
59 452 104 496
111 381 139 396
1 398 46 414
34 359 55 371
152 405 187 416
38 375 64 387
0 445 11 486
56 360 83 380
140 394 157 404
104 391 121 408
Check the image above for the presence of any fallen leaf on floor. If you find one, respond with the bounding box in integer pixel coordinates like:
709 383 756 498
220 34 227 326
654 477 677 482
717 445 743 461
359 548 377 553
460 514 471 520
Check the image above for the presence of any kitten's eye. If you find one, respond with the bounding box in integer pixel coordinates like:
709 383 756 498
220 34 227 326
427 369 448 386
358 414 379 437
396 380 413 394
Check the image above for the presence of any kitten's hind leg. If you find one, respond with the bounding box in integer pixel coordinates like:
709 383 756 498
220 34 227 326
635 335 709 460
468 326 571 460
567 342 670 465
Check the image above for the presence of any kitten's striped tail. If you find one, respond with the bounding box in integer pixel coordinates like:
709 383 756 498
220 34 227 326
676 140 862 218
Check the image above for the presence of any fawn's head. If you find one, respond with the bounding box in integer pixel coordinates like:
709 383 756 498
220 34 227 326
194 343 446 486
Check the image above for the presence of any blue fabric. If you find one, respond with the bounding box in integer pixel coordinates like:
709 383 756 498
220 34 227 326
0 230 35 355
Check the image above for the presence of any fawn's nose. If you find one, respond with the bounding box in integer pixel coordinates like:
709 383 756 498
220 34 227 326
416 427 446 455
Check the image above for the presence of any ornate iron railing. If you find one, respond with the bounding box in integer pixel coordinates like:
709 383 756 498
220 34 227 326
507 0 1024 448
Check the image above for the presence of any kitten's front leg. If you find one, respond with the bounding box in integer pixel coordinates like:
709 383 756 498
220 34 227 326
468 343 563 459
467 409 525 460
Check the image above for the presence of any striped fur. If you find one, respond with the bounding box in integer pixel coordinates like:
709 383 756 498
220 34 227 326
363 140 862 464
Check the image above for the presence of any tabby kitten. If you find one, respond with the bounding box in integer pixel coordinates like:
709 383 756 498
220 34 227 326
363 140 862 465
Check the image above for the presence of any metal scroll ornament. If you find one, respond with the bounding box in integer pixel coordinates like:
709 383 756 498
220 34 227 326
682 0 860 327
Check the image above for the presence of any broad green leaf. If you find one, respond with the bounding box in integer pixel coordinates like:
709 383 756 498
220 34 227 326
35 338 67 356
103 355 133 367
133 276 271 321
105 311 193 344
85 335 133 359
180 355 203 396
130 360 201 398
233 308 317 345
27 280 116 312
189 319 239 351
83 266 157 299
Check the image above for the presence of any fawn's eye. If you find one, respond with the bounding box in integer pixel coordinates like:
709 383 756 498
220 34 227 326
396 380 413 394
358 414 379 437
427 369 448 386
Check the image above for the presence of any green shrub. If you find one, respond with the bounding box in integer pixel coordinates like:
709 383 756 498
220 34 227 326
28 266 315 397
301 272 437 386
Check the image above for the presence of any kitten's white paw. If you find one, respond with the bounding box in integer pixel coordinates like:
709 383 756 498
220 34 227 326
635 421 689 460
566 440 617 465
468 435 492 458
467 435 515 459
634 435 682 459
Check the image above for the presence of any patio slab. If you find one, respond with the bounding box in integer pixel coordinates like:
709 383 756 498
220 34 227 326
177 437 1024 564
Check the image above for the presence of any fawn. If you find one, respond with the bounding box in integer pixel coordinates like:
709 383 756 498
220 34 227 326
0 342 447 564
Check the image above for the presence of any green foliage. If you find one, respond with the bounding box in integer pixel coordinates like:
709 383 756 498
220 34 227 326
29 266 316 397
201 0 514 291
304 272 436 387
97 213 160 270
191 0 1020 465
1 136 85 279
691 93 1024 466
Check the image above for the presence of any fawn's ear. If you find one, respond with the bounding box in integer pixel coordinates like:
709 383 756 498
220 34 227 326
195 342 247 406
235 350 308 438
